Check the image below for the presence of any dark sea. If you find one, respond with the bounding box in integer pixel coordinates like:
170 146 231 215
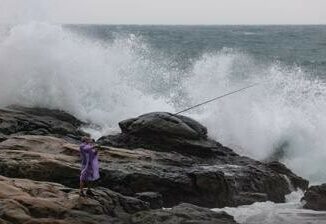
67 25 326 78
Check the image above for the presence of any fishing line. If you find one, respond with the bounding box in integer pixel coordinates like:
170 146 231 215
175 83 260 115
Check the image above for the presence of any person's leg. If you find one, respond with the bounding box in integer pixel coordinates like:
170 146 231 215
86 181 95 196
79 180 85 196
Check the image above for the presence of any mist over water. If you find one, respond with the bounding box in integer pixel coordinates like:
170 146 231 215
1 22 326 185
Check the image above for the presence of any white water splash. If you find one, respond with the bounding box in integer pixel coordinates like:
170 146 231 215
183 50 326 183
0 22 174 133
213 190 326 224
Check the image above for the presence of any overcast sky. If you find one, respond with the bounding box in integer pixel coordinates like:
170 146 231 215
1 0 326 25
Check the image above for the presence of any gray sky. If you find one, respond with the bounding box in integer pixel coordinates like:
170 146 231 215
1 0 326 24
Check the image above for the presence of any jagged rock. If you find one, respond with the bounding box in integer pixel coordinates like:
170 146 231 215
0 106 86 142
302 184 326 211
0 175 149 224
0 134 308 208
135 192 163 209
130 203 237 224
266 161 309 190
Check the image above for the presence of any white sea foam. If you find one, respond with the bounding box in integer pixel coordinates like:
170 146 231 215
183 50 326 183
213 190 326 224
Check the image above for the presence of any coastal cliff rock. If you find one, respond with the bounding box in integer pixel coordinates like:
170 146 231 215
0 107 309 220
302 184 326 211
0 133 307 208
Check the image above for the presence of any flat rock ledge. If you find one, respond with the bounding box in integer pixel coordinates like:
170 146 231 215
0 175 237 224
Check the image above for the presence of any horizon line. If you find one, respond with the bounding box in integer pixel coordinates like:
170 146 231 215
62 23 326 26
1 22 326 26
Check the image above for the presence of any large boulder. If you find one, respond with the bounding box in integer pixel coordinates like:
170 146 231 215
302 184 326 210
0 106 86 142
119 112 207 139
98 112 234 157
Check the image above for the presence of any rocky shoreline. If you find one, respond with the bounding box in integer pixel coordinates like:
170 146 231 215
0 106 319 223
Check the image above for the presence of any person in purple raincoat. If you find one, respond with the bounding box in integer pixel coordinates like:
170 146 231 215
79 136 100 197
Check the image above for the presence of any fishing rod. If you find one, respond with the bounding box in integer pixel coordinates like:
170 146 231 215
174 83 260 115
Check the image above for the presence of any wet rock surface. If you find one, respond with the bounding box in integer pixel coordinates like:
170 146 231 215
0 107 311 223
266 161 309 190
302 184 326 211
0 134 306 208
130 203 237 224
98 112 308 206
135 192 163 209
0 106 85 142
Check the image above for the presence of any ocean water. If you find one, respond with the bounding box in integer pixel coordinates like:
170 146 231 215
1 23 326 222
213 190 326 224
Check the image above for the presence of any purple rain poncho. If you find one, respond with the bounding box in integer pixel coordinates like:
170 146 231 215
80 143 100 182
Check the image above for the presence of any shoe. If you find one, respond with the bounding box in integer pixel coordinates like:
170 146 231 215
86 189 95 197
79 191 86 197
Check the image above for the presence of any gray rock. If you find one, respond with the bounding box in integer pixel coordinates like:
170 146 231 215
302 184 326 210
0 133 7 142
0 134 307 208
0 109 309 209
266 161 309 190
98 112 230 157
135 192 163 209
0 175 149 224
119 112 207 139
0 106 86 142
130 203 237 224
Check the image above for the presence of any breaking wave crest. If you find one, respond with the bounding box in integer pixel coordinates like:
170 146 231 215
184 50 326 183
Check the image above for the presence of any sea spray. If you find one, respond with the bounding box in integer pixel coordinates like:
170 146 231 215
0 22 174 130
183 51 326 183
